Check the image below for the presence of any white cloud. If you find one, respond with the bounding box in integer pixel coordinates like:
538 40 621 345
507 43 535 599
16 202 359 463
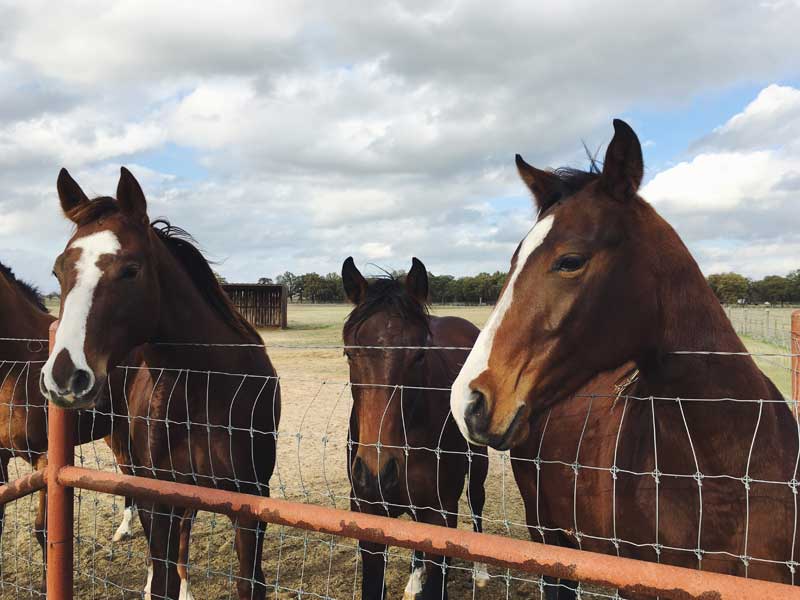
1 1 800 290
640 83 800 278
642 150 799 213
692 84 800 152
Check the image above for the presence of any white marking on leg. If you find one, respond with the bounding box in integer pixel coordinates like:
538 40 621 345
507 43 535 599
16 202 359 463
179 577 195 600
451 215 554 440
473 562 490 588
112 506 134 542
403 564 427 599
42 230 121 399
144 564 153 600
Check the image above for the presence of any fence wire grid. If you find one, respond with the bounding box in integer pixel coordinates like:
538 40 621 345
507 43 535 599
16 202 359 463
1 331 800 599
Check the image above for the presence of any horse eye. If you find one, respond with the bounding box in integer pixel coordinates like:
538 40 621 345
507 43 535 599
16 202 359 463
553 254 587 273
120 264 141 280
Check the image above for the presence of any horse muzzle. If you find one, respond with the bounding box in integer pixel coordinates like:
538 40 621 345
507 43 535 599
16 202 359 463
351 454 402 504
462 390 530 450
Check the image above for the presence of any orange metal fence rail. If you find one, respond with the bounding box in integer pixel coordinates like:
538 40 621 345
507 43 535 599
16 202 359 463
10 318 797 599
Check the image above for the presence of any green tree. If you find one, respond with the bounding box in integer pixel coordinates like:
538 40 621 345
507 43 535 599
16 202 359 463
707 273 750 304
751 275 790 304
276 271 299 300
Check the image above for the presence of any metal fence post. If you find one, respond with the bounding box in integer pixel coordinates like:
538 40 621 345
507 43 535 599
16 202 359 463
792 310 800 407
47 320 74 599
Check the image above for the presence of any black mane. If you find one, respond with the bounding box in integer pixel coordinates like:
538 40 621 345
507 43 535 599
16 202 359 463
344 276 430 339
552 166 601 198
537 150 603 214
0 261 46 311
151 220 261 343
65 197 259 343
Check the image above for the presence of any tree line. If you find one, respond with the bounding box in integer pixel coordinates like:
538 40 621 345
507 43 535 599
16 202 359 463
255 270 508 304
707 270 800 305
222 267 800 306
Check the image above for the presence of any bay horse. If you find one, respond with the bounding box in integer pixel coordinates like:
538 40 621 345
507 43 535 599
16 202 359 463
40 167 281 600
0 261 53 576
342 257 489 600
0 260 136 585
450 120 798 599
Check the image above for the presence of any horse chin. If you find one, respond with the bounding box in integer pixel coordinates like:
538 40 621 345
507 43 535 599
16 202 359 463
496 416 531 451
484 406 531 451
49 379 106 411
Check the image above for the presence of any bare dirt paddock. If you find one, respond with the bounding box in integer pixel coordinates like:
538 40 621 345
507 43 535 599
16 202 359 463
0 305 792 599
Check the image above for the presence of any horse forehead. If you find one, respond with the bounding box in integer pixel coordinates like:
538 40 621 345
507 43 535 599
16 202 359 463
358 314 422 342
68 230 122 266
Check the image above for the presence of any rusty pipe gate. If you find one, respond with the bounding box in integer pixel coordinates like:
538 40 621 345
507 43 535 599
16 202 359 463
0 318 798 598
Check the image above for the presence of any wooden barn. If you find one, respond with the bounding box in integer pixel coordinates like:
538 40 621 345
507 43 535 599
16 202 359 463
222 283 288 329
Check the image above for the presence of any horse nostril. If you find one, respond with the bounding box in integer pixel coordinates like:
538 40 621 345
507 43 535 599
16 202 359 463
70 369 93 396
465 390 487 421
379 457 400 493
352 456 367 490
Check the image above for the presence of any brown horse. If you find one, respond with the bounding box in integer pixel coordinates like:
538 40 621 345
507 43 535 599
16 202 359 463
0 261 53 577
342 257 489 600
40 167 281 600
0 261 135 586
451 120 798 599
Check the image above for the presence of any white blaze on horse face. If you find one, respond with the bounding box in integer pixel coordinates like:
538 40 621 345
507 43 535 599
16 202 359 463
450 215 555 441
42 230 121 398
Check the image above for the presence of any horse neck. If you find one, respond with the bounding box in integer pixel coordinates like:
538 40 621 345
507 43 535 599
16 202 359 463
0 275 52 340
143 238 258 371
631 211 791 461
637 215 769 399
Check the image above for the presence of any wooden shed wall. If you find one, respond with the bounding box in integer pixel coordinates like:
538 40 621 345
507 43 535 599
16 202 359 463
222 284 288 329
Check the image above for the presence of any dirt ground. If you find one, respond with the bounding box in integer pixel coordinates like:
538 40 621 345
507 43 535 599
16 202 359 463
0 304 792 599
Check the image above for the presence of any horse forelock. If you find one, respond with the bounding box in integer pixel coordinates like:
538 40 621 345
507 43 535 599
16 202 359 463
343 277 430 342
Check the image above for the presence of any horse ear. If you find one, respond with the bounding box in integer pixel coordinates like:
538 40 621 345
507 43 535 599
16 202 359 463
515 154 564 213
57 169 89 221
406 257 429 304
116 167 148 223
600 119 643 200
342 257 368 305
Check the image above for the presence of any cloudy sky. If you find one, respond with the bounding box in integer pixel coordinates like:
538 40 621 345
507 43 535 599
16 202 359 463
1 1 799 292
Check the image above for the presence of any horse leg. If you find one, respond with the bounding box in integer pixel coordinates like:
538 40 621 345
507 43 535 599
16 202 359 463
406 508 454 600
176 509 195 600
466 446 490 588
359 540 389 600
538 537 578 600
137 502 183 600
112 495 136 542
106 434 137 542
0 452 9 579
33 454 48 590
229 513 267 600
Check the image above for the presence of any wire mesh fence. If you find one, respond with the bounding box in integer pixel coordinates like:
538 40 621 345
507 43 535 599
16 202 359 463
0 338 50 599
724 305 796 351
3 334 800 599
